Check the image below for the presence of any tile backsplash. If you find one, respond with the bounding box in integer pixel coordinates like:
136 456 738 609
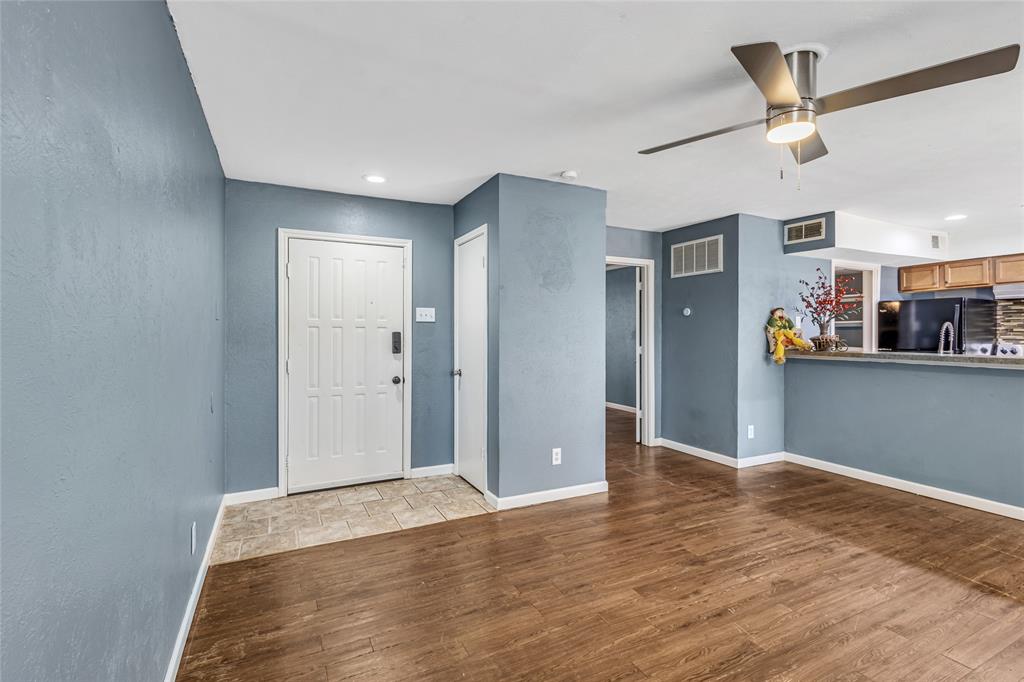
995 299 1024 345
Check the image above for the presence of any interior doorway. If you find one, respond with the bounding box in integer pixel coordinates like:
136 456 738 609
605 256 655 445
831 260 881 351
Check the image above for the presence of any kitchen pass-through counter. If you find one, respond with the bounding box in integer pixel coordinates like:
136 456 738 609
788 349 1024 370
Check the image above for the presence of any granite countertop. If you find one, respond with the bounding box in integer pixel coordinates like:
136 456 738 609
787 350 1024 370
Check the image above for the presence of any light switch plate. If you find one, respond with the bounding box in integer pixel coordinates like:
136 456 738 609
416 307 436 322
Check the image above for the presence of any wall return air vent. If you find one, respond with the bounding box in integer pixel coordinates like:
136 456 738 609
671 234 723 278
784 218 826 245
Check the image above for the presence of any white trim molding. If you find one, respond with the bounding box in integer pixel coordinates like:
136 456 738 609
486 481 609 511
651 439 1023 522
785 453 1024 521
409 464 454 478
164 494 226 682
277 228 413 497
222 487 280 506
605 401 637 413
653 438 785 469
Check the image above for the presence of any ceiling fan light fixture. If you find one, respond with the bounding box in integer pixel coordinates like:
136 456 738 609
765 107 817 144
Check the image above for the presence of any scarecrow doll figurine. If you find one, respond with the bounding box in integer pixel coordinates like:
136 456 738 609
766 307 813 364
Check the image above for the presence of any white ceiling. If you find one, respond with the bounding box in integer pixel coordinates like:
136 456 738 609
169 1 1024 243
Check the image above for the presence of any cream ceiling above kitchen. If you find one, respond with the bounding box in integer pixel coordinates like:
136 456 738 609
169 1 1023 242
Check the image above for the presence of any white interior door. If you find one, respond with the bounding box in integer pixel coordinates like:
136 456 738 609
634 267 642 443
455 230 487 493
286 238 405 493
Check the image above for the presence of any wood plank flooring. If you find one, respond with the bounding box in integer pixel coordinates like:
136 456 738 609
178 409 1024 681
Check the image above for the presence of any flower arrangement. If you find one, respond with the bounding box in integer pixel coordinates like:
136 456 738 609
798 268 857 338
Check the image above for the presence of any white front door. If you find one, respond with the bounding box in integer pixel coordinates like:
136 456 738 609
455 228 487 493
286 237 405 493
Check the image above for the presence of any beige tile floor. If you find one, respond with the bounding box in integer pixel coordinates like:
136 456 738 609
211 475 495 564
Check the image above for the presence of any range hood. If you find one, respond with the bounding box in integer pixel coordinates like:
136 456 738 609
993 283 1024 299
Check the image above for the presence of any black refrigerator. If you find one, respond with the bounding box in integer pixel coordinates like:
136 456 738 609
877 298 996 354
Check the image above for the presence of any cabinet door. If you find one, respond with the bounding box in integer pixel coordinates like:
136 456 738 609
993 253 1024 284
898 264 941 292
943 258 992 288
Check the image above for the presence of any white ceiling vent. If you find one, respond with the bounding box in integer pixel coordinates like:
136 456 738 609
784 219 826 245
671 235 723 278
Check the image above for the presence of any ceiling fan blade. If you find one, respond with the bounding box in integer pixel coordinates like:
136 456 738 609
788 130 828 164
816 44 1020 115
638 119 763 155
731 42 803 107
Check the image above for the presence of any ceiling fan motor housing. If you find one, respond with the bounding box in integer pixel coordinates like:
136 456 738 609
766 50 820 138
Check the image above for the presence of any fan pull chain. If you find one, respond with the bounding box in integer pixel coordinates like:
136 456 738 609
796 140 802 191
779 144 784 181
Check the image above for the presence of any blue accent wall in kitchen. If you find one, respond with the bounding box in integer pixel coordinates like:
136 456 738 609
606 267 637 407
224 180 455 492
2 3 225 680
785 360 1024 506
661 216 741 455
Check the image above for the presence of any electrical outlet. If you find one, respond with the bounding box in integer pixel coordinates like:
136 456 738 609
747 424 755 439
552 448 562 465
190 522 197 556
415 307 436 322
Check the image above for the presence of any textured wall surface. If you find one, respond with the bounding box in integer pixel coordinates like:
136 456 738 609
660 216 740 455
453 177 501 492
606 268 637 407
607 225 663 436
737 215 826 458
496 175 607 497
785 361 1024 506
224 180 454 491
1 2 225 680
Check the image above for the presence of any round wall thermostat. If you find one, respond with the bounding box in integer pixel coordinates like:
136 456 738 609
682 307 692 317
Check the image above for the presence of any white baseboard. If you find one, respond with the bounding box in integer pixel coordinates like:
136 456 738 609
163 494 225 682
652 438 785 470
785 452 1024 522
222 487 279 506
488 481 609 510
605 401 636 413
409 464 454 478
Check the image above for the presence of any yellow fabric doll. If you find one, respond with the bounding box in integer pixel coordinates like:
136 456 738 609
766 307 813 364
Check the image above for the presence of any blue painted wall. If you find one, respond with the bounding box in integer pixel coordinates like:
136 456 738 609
496 175 607 496
785 361 1024 506
661 216 741 455
607 225 663 436
1 3 225 680
606 268 637 407
454 176 500 493
737 215 827 458
224 180 455 492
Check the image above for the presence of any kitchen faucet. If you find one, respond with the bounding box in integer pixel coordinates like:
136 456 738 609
937 321 955 355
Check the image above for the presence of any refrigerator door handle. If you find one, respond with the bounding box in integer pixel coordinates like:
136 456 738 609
953 303 962 353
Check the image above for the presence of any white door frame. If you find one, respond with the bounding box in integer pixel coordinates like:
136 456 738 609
277 228 413 498
831 259 882 352
606 255 656 446
453 224 489 495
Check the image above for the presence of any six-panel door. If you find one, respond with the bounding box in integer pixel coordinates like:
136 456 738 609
286 238 404 493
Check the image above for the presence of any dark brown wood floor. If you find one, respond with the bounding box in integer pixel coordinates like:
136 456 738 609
179 409 1024 681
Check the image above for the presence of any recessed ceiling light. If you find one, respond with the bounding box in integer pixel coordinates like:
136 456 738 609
363 174 387 184
944 214 967 221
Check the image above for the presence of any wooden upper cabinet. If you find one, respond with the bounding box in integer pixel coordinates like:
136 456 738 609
899 264 941 292
993 253 1024 284
943 258 991 288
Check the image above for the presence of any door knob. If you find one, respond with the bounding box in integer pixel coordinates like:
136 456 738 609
392 376 402 384
451 369 462 377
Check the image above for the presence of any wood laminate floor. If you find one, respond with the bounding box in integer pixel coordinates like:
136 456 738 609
179 409 1024 681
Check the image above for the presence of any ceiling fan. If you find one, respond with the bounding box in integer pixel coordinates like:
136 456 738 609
639 41 1020 163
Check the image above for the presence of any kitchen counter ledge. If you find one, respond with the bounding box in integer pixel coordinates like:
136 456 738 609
787 350 1024 370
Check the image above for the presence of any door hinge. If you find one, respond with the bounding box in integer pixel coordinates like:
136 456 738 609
637 281 643 291
638 346 643 355
482 255 486 269
637 409 643 418
286 262 293 279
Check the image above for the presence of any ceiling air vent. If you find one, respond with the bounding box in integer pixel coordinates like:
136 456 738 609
784 218 826 245
671 235 724 278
